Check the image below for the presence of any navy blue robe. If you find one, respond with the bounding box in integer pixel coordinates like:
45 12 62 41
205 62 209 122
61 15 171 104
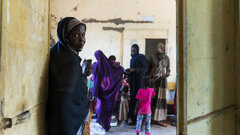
128 51 149 119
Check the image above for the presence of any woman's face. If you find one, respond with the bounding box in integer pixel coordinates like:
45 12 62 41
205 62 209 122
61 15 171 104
68 25 86 52
157 47 163 53
131 47 138 56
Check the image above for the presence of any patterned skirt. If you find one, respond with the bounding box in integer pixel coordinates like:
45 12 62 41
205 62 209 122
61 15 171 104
119 95 129 121
152 87 167 121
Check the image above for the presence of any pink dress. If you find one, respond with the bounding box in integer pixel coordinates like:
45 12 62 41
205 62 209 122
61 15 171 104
136 88 155 114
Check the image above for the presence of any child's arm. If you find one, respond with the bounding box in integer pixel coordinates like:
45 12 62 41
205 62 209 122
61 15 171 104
134 99 141 115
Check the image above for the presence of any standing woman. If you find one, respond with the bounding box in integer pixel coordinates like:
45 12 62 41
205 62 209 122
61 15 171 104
92 50 124 131
126 44 149 124
47 17 90 135
148 43 170 127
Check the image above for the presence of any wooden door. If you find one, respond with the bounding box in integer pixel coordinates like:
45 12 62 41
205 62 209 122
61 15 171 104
0 0 50 134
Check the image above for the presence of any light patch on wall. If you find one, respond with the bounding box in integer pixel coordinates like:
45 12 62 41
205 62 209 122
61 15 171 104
7 0 10 24
38 37 43 42
31 34 44 42
32 34 36 40
141 16 155 22
130 40 138 46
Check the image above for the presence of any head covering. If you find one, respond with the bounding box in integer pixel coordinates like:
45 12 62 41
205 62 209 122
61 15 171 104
156 42 167 60
56 17 85 54
131 44 139 57
130 44 143 68
57 17 75 47
92 50 124 131
109 55 116 61
157 42 165 53
65 18 83 37
93 50 123 96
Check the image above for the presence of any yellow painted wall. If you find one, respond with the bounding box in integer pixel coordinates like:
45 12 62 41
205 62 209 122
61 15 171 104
188 109 235 135
0 0 50 134
51 0 177 82
0 1 238 135
186 0 236 135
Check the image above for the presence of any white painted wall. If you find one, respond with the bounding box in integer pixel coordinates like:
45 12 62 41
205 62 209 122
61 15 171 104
51 0 176 82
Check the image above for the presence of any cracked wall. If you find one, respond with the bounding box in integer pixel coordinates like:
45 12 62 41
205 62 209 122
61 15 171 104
51 0 177 82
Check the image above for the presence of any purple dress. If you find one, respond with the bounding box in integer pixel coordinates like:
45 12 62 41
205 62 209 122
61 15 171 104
92 50 124 131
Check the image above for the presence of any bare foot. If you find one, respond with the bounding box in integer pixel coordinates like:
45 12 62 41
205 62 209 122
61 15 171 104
157 122 168 127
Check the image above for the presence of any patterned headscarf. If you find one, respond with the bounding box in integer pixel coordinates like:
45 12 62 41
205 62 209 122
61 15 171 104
65 19 83 36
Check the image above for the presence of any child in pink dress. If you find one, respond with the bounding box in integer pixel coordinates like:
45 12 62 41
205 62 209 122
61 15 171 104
134 77 155 135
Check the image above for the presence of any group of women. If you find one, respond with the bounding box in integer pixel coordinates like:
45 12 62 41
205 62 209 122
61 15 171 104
47 17 170 135
126 43 170 127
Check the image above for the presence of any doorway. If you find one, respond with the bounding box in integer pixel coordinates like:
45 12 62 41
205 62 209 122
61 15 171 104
145 39 166 59
50 0 177 134
1 0 239 135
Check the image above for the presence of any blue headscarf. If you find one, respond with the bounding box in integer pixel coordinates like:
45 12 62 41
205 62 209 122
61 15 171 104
57 17 75 48
130 44 144 68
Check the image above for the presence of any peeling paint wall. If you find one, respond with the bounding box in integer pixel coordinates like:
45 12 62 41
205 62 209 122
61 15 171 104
0 0 50 134
51 0 177 82
186 0 236 135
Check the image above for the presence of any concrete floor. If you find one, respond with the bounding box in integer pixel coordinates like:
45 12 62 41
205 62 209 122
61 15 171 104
90 119 176 135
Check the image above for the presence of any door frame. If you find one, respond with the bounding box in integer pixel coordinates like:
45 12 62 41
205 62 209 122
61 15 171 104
176 0 240 134
176 0 187 135
48 0 185 134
